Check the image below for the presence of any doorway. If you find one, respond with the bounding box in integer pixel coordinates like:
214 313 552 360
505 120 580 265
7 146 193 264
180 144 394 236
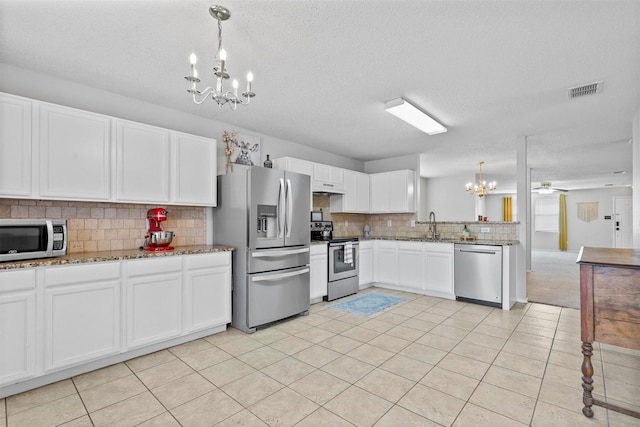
613 196 632 248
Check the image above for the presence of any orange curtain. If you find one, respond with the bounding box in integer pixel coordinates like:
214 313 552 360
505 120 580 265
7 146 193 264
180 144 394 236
559 194 567 250
502 197 512 222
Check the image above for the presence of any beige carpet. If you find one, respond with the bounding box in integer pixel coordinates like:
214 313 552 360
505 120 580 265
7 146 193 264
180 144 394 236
527 250 581 309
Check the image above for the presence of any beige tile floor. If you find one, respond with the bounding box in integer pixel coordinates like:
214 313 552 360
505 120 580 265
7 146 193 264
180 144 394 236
2 288 639 427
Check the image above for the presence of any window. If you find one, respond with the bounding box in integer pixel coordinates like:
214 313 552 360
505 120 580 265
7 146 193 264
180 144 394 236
534 197 559 232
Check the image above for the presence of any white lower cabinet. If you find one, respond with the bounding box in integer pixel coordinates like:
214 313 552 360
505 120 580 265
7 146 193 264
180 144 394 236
310 243 328 302
358 240 374 287
0 269 36 386
184 252 231 332
372 240 454 299
374 240 398 284
0 252 232 398
424 243 454 298
126 257 182 349
397 242 425 291
43 262 121 372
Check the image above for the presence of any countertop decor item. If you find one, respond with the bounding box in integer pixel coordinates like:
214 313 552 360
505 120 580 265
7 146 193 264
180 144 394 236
184 5 255 110
327 292 405 317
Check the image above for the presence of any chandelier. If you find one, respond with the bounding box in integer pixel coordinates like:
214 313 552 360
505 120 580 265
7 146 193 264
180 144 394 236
184 5 255 109
465 161 497 197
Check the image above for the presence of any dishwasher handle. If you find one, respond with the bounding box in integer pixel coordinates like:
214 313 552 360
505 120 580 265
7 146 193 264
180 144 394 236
457 248 499 255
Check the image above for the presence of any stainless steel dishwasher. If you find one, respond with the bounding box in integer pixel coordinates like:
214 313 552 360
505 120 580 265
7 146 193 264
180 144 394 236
454 244 502 308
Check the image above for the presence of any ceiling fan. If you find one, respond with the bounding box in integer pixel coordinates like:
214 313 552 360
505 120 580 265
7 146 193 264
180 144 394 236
532 181 568 194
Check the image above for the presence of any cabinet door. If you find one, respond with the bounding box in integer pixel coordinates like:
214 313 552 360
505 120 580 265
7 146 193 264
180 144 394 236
173 132 217 206
388 170 415 213
184 253 231 333
313 163 344 192
116 120 171 202
342 170 358 212
0 94 32 197
425 251 454 297
0 269 36 386
369 173 389 213
126 257 182 349
356 172 370 212
310 245 328 301
374 241 398 284
358 242 373 286
397 242 425 290
44 263 120 372
39 103 111 200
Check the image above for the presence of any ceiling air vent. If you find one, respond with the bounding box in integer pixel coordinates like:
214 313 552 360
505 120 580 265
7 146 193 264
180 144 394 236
568 81 603 99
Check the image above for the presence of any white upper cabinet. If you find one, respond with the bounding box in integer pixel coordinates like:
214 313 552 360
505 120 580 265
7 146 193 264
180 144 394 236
0 93 32 197
39 103 111 200
370 170 415 213
172 132 217 206
273 156 314 177
0 92 218 206
312 163 345 193
330 169 370 213
116 120 171 203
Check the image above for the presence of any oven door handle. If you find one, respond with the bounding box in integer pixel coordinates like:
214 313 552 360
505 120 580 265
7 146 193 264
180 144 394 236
251 268 310 282
329 242 359 248
251 247 310 258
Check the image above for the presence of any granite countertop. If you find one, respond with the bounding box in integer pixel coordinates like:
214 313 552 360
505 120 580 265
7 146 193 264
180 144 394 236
0 245 234 270
357 237 519 246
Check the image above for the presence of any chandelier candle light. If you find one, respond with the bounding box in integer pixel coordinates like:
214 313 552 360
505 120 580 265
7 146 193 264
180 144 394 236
184 5 255 109
466 161 496 197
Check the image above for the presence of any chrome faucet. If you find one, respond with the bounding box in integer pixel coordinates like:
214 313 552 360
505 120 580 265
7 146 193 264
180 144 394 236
428 211 439 240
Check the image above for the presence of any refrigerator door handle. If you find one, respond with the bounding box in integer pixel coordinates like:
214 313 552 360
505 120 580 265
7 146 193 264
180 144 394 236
277 178 285 238
285 178 293 238
251 247 310 258
251 268 310 282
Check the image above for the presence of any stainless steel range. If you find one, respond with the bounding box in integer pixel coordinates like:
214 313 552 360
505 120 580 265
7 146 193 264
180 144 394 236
311 221 359 301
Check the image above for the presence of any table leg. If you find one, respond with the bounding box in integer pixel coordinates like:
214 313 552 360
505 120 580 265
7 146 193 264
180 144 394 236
581 341 594 417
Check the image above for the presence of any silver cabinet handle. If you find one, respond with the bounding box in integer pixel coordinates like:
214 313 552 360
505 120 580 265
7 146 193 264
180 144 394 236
286 178 293 238
251 268 310 282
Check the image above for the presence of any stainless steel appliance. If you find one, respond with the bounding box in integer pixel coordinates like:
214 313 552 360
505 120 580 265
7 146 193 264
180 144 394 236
0 219 67 262
310 221 359 301
213 165 311 333
327 238 359 300
454 244 502 308
310 221 333 241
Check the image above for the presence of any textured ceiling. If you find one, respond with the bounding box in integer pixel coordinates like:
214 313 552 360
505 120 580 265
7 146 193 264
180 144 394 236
1 0 638 191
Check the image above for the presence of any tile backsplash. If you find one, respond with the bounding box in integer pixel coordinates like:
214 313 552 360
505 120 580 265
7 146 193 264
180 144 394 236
0 199 207 253
313 194 518 241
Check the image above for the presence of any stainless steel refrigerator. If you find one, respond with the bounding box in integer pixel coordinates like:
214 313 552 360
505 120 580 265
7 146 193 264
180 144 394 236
212 165 311 333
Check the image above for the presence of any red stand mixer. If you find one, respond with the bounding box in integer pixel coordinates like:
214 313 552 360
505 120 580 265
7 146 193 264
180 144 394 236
144 208 175 251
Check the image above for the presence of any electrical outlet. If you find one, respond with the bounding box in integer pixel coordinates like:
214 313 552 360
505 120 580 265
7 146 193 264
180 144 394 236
387 220 392 227
345 220 349 227
481 227 490 233
410 220 416 227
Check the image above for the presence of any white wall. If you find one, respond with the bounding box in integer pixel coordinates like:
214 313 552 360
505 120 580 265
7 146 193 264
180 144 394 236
0 64 364 175
485 194 517 222
633 106 640 247
422 175 477 221
514 187 632 251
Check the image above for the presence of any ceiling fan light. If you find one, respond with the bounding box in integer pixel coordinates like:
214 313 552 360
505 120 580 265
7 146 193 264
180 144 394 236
538 187 554 194
384 98 447 135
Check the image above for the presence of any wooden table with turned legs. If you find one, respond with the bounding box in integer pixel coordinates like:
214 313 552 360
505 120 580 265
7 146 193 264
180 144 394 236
577 246 640 419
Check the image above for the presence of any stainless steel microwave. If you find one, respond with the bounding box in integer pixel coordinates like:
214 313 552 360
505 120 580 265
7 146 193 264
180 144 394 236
0 219 67 262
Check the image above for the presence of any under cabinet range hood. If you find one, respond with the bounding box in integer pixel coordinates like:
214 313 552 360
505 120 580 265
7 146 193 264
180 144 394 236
312 188 346 196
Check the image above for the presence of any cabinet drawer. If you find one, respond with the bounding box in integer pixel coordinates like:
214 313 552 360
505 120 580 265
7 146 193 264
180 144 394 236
184 252 230 270
127 257 182 276
0 269 36 292
424 242 453 254
45 262 120 287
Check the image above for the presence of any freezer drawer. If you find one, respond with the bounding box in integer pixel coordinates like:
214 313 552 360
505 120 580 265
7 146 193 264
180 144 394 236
247 246 310 274
454 244 502 307
247 266 310 328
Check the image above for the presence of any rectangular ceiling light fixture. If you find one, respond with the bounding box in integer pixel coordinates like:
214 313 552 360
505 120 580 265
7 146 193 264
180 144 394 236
384 98 447 135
